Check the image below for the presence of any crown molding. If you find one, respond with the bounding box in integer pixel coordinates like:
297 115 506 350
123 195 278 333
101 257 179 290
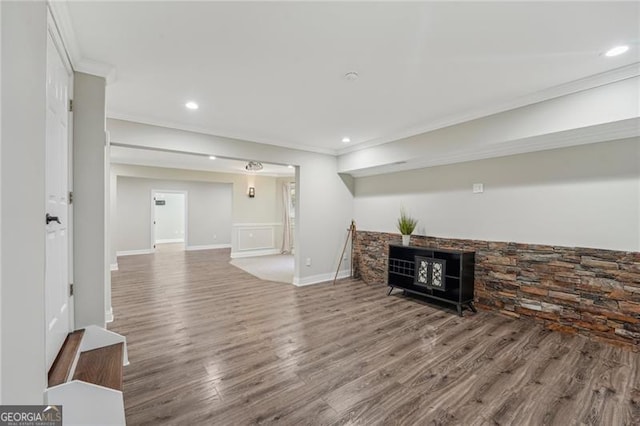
75 58 117 84
338 63 640 156
48 0 116 83
348 118 640 178
106 111 339 156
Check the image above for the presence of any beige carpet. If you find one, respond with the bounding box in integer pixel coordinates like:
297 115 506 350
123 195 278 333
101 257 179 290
229 254 294 284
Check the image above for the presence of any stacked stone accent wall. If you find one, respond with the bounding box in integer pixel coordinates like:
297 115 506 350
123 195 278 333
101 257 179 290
354 231 640 351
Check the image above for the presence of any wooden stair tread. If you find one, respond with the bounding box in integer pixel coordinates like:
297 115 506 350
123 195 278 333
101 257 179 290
48 329 85 388
73 343 124 391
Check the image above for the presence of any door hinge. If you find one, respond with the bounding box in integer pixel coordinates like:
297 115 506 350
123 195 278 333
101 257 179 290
69 191 73 204
68 99 73 112
69 283 74 296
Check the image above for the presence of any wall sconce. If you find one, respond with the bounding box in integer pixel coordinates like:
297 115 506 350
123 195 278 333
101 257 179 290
248 187 255 198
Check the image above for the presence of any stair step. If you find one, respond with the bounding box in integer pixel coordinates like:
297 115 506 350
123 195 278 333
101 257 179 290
48 329 85 388
73 343 124 391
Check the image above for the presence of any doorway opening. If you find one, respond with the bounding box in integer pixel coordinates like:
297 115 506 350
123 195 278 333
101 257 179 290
229 169 297 284
152 190 187 252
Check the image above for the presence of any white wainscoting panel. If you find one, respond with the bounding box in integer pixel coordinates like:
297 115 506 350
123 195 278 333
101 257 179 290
231 223 282 258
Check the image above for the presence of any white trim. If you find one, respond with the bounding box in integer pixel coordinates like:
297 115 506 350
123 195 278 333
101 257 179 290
293 270 351 287
116 249 155 257
349 118 640 177
47 1 117 83
109 143 296 177
338 62 640 155
230 248 280 259
105 308 114 324
155 238 185 244
232 222 283 227
47 1 80 70
75 58 116 84
47 9 73 75
110 263 118 271
186 244 231 251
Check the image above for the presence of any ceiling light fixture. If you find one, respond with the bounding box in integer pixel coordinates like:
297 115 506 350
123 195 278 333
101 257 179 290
344 71 359 81
287 165 294 169
245 161 263 171
185 101 199 110
342 137 351 143
605 45 629 57
209 156 216 160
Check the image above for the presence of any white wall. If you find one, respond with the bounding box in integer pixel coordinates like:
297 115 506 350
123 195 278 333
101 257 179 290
73 72 107 329
117 176 232 252
107 119 354 284
354 138 640 251
0 0 4 403
0 0 47 404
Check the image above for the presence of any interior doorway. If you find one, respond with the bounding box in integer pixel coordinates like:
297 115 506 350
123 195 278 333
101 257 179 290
152 190 187 251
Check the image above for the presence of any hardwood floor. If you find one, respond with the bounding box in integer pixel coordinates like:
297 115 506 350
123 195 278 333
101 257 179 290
110 248 640 425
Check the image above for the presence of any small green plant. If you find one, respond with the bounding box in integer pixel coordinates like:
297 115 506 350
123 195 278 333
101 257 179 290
397 209 418 235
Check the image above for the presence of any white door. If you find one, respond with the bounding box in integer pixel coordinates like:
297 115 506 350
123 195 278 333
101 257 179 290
45 28 72 370
153 192 186 244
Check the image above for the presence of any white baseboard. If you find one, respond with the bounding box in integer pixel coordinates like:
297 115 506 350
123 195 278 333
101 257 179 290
110 263 118 271
105 307 114 323
117 249 155 257
230 248 281 259
155 238 185 244
293 269 351 286
186 243 231 251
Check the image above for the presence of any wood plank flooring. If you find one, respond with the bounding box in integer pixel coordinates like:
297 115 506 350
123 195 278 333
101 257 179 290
110 248 640 425
73 343 124 391
48 328 85 387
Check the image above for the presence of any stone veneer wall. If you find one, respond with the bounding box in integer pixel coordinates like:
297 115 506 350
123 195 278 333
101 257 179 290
353 230 640 351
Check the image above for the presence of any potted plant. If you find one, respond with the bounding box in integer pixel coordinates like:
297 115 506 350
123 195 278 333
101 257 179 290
397 209 418 246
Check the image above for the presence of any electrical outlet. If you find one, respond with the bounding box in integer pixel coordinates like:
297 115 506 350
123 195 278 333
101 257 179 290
473 183 484 193
306 258 312 266
213 234 217 239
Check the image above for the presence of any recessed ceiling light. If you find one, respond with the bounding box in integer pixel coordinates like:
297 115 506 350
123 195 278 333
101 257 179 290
342 137 351 143
209 156 216 160
605 45 629 57
287 165 294 169
185 101 199 110
344 72 359 81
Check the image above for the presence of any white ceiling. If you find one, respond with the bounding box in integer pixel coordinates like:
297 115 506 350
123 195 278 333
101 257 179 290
110 145 295 177
65 1 639 155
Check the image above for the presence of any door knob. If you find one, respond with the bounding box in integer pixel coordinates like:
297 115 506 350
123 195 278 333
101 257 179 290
46 213 61 225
